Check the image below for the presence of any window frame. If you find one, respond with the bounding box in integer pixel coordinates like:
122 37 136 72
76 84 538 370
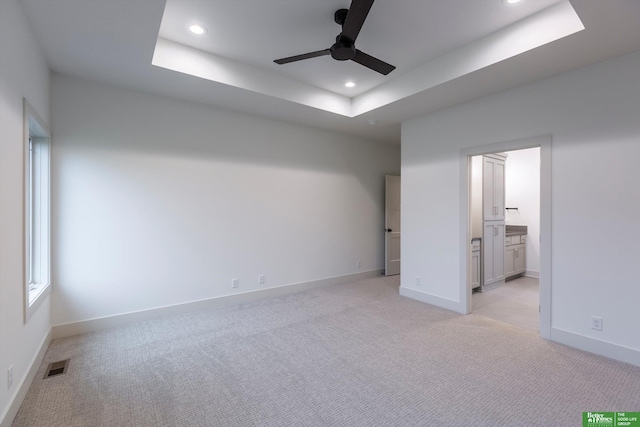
24 99 51 323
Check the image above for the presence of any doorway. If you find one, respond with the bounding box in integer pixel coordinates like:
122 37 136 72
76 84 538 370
460 135 551 339
470 147 540 330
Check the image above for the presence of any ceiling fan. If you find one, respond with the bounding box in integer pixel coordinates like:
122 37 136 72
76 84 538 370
273 0 396 75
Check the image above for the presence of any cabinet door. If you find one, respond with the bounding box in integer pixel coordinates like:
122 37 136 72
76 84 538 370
483 157 496 221
483 156 506 221
504 246 516 278
483 223 496 283
482 222 496 285
471 251 480 289
494 224 505 282
515 246 526 274
483 223 505 285
494 159 505 221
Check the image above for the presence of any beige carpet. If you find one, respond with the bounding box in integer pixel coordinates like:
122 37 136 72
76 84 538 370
472 276 539 331
13 276 640 426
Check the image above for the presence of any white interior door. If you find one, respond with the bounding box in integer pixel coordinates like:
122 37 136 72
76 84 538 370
385 175 401 276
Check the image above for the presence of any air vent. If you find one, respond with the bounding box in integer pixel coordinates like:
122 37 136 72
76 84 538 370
44 359 70 379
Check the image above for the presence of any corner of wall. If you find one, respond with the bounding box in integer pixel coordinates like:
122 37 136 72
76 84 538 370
399 286 465 314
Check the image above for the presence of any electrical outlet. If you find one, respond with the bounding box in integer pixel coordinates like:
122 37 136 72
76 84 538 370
7 366 13 389
258 275 265 284
232 279 239 289
356 260 361 269
416 277 421 286
591 316 603 331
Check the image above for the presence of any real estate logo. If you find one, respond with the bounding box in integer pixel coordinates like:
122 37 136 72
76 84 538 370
583 412 640 427
585 413 614 427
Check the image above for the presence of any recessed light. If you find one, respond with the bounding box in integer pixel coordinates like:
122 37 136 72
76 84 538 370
503 0 522 4
367 119 378 125
345 81 356 88
188 24 207 35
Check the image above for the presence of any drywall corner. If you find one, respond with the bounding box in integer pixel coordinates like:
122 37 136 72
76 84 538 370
399 286 464 314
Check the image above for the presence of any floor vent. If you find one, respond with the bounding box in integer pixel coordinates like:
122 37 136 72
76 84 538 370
44 359 70 379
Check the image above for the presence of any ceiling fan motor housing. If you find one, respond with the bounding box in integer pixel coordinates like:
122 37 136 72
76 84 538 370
331 36 356 60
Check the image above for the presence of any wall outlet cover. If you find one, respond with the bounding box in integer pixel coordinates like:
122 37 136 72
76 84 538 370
591 316 603 331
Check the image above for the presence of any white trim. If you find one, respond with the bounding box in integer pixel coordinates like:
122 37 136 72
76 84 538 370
52 270 383 339
550 328 640 368
460 134 552 339
538 138 552 339
525 270 540 278
23 99 51 323
0 329 51 427
461 154 473 315
399 286 463 313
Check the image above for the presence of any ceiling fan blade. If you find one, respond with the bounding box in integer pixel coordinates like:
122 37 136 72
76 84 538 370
352 50 395 75
341 0 375 43
274 49 331 65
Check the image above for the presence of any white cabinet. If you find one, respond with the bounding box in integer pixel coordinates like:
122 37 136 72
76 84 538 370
483 154 506 221
482 222 505 290
514 244 526 276
504 245 516 278
504 234 526 280
471 239 481 289
479 153 507 292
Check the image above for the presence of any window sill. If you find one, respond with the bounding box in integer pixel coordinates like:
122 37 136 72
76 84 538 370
25 282 51 323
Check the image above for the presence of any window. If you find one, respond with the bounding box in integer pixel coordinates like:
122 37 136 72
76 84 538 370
24 100 51 322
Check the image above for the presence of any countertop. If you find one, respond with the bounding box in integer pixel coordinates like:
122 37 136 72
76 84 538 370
506 225 527 236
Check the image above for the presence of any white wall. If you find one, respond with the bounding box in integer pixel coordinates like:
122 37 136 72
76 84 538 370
505 147 540 276
50 74 400 326
402 49 640 358
0 0 51 423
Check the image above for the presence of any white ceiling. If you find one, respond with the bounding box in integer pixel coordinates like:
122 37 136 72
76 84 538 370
158 0 562 97
19 0 640 144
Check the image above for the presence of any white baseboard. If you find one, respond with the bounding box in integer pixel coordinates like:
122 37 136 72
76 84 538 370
0 329 51 427
399 286 464 314
52 269 383 339
550 327 640 368
525 270 540 278
399 287 640 367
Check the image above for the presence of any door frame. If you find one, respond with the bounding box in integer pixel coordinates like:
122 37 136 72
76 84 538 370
385 174 401 276
459 135 552 339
